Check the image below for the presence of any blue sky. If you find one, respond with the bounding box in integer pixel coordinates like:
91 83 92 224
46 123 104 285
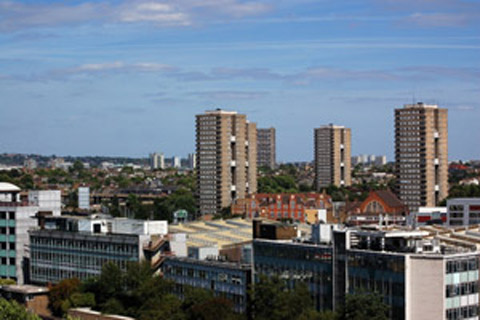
0 0 479 162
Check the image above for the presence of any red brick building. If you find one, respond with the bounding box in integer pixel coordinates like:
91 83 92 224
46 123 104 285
347 190 408 225
232 193 332 223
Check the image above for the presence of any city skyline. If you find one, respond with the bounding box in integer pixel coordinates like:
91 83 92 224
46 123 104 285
1 0 479 161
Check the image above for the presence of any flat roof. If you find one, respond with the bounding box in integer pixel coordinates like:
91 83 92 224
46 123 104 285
1 285 49 294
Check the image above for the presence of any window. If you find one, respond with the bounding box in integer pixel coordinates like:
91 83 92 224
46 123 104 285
8 212 15 220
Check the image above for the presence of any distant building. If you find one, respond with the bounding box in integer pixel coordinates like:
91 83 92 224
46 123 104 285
78 187 90 210
196 109 257 216
447 198 480 227
314 124 351 190
187 153 196 170
23 159 37 170
351 155 387 166
163 257 252 313
150 152 165 170
29 215 168 285
395 103 448 211
173 156 181 169
232 193 332 223
257 127 276 169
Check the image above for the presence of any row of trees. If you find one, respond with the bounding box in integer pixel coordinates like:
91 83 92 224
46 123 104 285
47 262 389 320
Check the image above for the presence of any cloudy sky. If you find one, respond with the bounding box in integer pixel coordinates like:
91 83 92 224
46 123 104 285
1 0 479 161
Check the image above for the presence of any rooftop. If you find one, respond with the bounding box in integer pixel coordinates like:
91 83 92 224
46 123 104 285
1 285 49 295
404 102 438 109
204 109 237 115
0 182 20 192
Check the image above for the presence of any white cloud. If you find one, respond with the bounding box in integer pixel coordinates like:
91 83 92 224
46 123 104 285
404 12 470 27
0 0 271 32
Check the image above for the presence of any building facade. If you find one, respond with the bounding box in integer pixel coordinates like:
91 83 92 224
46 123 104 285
254 225 480 320
163 257 252 313
0 183 62 284
150 152 165 170
196 109 257 216
29 215 167 284
233 193 332 223
346 190 408 226
314 125 351 190
257 127 276 170
395 103 448 211
447 198 480 227
253 240 333 311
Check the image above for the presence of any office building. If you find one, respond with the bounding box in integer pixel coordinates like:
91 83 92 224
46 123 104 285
395 103 448 211
28 190 61 216
163 257 252 313
254 225 480 320
196 109 257 216
0 183 61 284
29 215 168 285
257 127 276 169
447 198 480 226
314 125 351 190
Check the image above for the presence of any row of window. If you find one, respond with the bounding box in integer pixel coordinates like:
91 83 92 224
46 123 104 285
446 259 479 273
165 265 244 285
446 306 478 320
30 237 138 254
0 212 15 220
446 281 478 297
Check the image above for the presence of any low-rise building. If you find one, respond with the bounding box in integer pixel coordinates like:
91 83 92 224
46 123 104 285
254 224 480 320
346 190 408 226
29 215 168 285
0 285 50 317
163 257 252 313
233 193 332 223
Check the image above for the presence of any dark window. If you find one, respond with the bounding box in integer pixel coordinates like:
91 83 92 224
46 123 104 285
8 212 15 220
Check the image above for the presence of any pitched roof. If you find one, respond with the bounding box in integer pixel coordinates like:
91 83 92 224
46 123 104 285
374 190 404 208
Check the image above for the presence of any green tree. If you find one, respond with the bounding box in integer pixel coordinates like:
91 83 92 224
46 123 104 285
0 298 41 320
48 278 82 317
338 292 389 320
251 276 322 320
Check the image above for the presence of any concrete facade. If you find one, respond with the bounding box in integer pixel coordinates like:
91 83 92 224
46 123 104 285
447 198 480 226
395 103 448 211
196 109 257 216
257 127 276 169
314 124 351 190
